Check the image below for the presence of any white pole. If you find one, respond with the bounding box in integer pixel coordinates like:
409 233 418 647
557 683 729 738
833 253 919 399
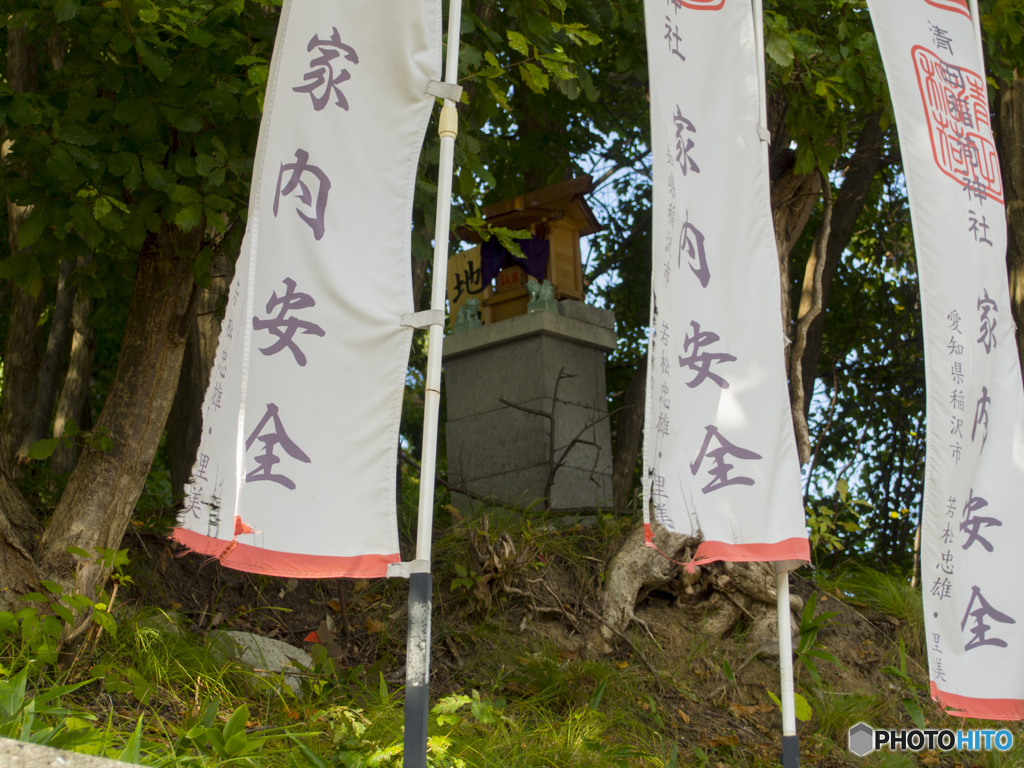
403 1 463 765
967 0 986 72
751 1 800 764
416 0 464 569
776 563 799 768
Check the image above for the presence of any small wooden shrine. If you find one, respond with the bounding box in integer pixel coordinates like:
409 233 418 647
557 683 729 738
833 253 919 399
446 175 602 327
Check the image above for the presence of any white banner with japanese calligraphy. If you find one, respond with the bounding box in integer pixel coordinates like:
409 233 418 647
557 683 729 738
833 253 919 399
173 0 441 578
641 0 809 567
867 0 1024 719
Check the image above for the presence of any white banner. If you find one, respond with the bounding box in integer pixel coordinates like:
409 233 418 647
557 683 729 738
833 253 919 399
173 0 441 578
867 0 1024 719
641 0 808 566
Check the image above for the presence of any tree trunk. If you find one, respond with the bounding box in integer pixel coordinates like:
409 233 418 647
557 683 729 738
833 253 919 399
412 255 429 313
611 354 647 510
50 288 96 476
2 26 41 461
0 413 45 611
29 228 199 605
796 114 887 418
16 259 76 464
2 289 44 460
995 74 1024 385
167 250 234 504
771 165 822 352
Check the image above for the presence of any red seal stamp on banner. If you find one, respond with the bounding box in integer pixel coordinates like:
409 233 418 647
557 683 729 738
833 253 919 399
912 45 1003 205
923 0 971 19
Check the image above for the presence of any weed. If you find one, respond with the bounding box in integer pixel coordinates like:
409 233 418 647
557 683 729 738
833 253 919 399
880 637 927 728
795 592 843 685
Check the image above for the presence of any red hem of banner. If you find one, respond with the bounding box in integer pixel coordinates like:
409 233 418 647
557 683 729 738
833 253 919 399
930 681 1024 721
644 525 809 570
171 528 399 579
924 0 971 19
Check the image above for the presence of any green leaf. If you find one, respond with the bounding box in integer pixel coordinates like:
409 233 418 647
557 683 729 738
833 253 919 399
289 736 331 768
17 210 49 249
765 34 795 68
519 62 549 93
40 581 63 595
54 0 80 22
135 39 171 82
722 659 734 682
175 204 204 231
168 185 202 205
111 31 133 54
901 697 925 729
57 122 98 146
223 704 248 741
52 605 75 626
113 98 150 123
142 159 173 190
507 30 529 56
63 418 80 438
66 546 90 558
92 609 117 638
28 439 60 460
47 147 78 180
119 716 144 764
185 26 217 47
794 693 813 722
195 153 219 176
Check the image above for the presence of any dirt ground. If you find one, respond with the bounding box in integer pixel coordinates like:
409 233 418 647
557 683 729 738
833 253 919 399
117 523 968 768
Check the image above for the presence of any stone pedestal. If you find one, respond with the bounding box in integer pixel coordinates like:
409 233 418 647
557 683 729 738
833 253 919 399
443 302 617 512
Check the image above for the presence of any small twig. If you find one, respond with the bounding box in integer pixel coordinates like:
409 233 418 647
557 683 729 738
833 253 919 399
721 591 758 623
399 451 522 511
583 606 661 677
709 643 776 698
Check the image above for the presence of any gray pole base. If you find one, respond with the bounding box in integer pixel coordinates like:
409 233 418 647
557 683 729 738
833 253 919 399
402 572 433 768
782 734 799 768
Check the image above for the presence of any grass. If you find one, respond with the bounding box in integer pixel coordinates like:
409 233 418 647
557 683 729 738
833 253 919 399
820 565 925 655
0 595 681 768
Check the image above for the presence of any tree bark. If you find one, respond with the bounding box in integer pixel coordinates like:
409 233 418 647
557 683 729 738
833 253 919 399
0 418 44 611
33 228 199 604
16 259 76 464
611 354 647 510
995 74 1024 385
766 93 823 362
412 255 429 313
50 287 96 476
167 249 233 504
2 26 42 461
797 113 887 418
2 289 44 461
771 165 822 350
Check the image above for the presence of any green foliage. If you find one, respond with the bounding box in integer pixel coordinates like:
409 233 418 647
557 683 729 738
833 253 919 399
766 689 813 722
449 563 479 593
1 0 266 296
823 567 924 653
881 637 928 729
806 478 870 565
795 593 843 686
28 419 114 461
